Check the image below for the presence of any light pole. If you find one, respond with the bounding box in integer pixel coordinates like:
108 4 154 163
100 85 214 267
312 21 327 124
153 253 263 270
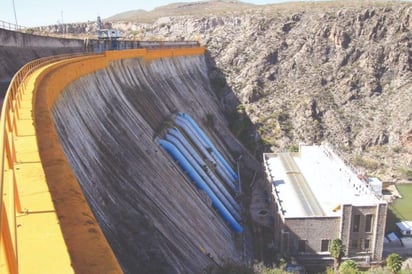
12 0 18 27
61 11 64 36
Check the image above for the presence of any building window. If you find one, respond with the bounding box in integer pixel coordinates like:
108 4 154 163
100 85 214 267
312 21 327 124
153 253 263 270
364 239 370 250
321 239 330 252
353 214 360 232
298 240 306 253
365 214 373 232
351 239 358 249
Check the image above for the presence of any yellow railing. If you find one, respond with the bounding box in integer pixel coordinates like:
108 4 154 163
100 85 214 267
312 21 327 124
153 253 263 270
0 46 205 273
0 53 88 273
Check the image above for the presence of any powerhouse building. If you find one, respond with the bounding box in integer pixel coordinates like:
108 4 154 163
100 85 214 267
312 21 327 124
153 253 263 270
263 144 387 266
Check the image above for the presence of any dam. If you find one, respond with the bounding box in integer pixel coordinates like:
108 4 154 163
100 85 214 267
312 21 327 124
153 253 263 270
51 53 245 273
0 28 273 273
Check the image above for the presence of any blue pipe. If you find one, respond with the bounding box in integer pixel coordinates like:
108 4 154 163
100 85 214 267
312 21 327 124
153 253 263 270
168 126 237 192
174 118 217 166
167 127 205 167
178 112 238 181
167 127 237 192
168 127 237 192
165 133 241 218
158 139 243 233
202 165 240 211
175 116 236 184
181 112 238 181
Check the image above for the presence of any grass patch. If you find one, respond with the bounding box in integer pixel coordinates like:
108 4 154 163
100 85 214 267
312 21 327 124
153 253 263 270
398 167 412 181
386 184 412 233
391 184 412 220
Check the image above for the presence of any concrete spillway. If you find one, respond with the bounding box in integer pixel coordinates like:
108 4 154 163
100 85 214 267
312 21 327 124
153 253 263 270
51 55 246 273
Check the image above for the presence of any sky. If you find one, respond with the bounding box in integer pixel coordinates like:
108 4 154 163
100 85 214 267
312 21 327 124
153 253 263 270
1 0 315 27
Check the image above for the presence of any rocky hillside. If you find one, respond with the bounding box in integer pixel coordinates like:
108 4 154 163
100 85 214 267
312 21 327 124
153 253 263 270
34 1 412 183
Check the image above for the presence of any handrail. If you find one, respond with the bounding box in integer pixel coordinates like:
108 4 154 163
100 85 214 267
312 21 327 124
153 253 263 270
0 20 26 32
0 52 90 273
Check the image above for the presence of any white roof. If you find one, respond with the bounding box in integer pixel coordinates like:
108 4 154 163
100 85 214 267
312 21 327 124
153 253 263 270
264 144 384 218
396 221 412 232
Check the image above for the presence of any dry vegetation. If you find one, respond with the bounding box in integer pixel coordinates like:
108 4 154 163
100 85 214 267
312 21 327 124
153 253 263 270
107 0 409 23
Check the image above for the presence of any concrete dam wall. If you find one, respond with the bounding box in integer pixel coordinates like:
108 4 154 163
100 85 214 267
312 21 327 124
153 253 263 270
0 28 85 97
51 54 251 273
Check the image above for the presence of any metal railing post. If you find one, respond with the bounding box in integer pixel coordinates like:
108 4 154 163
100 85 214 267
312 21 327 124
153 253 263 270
1 202 18 274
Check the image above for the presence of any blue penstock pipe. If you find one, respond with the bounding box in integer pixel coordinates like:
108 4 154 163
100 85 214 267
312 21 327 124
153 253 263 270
178 112 238 181
158 139 243 233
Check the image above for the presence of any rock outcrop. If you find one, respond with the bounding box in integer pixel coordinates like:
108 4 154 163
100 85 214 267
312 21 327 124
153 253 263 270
34 2 412 182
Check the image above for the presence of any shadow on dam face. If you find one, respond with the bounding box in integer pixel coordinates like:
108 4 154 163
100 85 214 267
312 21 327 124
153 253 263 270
52 55 251 273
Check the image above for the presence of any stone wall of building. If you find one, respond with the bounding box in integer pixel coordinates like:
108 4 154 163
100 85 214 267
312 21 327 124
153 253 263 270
277 202 387 266
340 204 387 261
340 204 353 255
284 217 340 255
374 203 388 261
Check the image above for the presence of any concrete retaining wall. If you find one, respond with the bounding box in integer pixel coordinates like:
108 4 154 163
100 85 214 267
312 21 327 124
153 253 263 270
0 28 84 48
0 28 85 93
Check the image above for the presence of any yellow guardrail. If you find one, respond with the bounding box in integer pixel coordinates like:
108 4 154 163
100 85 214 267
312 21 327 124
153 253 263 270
0 46 205 273
0 52 90 273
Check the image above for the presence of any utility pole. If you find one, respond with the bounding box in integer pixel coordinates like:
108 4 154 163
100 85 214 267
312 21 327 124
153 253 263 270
61 11 64 36
12 0 18 27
